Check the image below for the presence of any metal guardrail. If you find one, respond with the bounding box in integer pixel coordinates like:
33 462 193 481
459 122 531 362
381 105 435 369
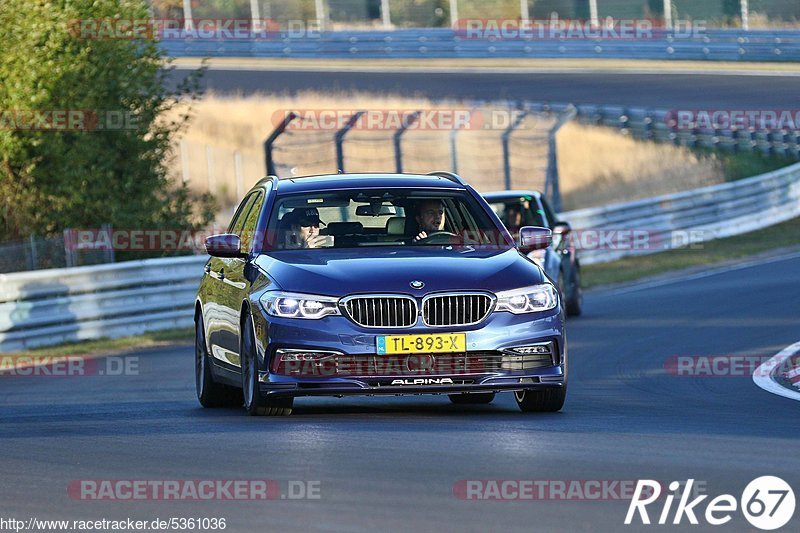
1 161 798 352
561 161 800 265
160 28 800 62
0 256 205 351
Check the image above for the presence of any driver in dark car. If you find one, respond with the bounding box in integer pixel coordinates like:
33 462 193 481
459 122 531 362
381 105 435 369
412 199 447 242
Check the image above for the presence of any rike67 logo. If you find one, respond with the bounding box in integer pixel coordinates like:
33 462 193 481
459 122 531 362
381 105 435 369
626 477 795 530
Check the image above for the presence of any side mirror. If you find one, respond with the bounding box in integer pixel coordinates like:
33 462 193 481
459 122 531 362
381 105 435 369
552 221 571 236
205 234 245 258
518 226 552 252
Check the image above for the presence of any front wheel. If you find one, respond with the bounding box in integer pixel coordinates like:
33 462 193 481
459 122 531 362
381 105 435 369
514 387 567 413
240 314 293 416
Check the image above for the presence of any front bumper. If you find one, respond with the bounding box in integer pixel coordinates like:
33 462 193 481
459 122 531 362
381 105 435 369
251 305 566 398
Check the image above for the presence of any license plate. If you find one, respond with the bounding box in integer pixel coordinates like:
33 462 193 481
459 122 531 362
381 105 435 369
376 333 466 355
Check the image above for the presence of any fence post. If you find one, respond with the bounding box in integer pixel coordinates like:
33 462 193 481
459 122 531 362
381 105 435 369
234 151 244 199
449 127 459 174
315 0 327 31
29 235 37 270
249 0 262 32
381 0 391 29
101 223 115 263
63 229 75 268
449 0 459 26
394 111 420 173
264 111 298 176
741 0 749 31
205 145 215 194
335 111 365 173
449 106 478 174
182 0 194 31
520 0 530 21
180 139 190 184
545 104 577 213
502 106 528 190
589 0 599 27
663 0 673 30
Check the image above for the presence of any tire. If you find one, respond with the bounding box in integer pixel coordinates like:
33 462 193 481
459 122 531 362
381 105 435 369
240 314 293 417
564 266 583 317
514 387 567 413
195 315 243 408
448 392 496 405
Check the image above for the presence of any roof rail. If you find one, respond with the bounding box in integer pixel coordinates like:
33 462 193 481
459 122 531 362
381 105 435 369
426 171 466 187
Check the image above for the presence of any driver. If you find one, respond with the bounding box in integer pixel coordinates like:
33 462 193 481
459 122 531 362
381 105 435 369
412 199 446 242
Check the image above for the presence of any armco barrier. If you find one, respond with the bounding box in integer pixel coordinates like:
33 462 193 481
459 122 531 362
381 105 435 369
0 256 206 352
1 162 799 351
160 28 800 62
561 161 800 264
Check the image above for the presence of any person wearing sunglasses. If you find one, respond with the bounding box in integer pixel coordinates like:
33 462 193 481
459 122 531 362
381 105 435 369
280 208 330 249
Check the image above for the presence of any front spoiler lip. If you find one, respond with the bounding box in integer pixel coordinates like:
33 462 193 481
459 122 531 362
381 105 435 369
259 374 565 398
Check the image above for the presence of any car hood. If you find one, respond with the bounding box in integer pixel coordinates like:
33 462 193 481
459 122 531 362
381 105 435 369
255 246 545 296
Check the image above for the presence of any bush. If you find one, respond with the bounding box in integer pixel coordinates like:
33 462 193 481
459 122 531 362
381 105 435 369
0 0 213 243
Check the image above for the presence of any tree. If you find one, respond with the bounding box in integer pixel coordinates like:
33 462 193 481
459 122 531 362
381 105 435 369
0 0 212 242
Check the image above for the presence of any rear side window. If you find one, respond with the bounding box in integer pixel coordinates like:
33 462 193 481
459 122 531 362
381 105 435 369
228 192 259 236
239 193 264 252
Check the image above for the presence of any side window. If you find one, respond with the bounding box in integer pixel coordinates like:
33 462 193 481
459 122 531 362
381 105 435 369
228 193 258 236
539 197 559 228
239 193 264 252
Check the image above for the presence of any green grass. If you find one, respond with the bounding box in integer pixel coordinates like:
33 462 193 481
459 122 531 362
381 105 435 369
583 216 800 288
711 151 798 182
6 328 193 360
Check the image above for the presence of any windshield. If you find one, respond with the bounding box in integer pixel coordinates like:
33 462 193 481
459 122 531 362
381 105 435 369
488 198 546 234
264 189 511 250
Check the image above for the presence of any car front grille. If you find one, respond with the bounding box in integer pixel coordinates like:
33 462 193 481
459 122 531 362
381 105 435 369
342 296 417 328
422 293 493 327
342 293 494 328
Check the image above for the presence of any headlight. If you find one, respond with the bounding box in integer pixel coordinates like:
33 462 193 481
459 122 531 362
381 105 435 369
260 291 341 319
494 284 558 314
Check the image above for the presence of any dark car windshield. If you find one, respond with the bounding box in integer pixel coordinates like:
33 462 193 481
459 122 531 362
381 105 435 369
488 198 546 234
264 189 511 250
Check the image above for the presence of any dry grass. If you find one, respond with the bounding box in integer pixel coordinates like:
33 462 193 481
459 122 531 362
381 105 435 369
167 92 724 215
557 123 724 210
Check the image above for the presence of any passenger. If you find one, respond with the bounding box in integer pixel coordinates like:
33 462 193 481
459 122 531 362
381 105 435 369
280 208 328 249
504 204 524 233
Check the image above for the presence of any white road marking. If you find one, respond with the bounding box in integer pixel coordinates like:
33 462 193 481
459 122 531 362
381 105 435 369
753 341 800 402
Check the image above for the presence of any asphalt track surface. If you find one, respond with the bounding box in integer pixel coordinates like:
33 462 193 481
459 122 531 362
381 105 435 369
2 253 799 532
171 68 799 110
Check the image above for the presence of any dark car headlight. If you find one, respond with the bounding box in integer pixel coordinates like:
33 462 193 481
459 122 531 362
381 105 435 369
494 284 559 314
260 291 341 319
